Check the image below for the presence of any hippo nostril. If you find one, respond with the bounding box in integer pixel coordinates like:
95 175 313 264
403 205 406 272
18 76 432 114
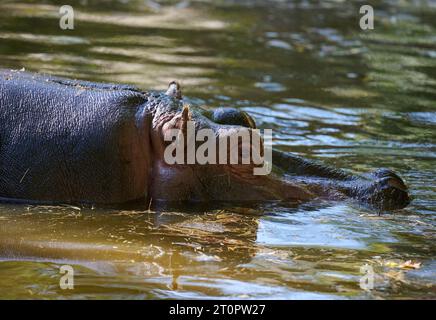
361 169 411 210
372 168 408 191
385 177 408 192
381 182 410 210
373 168 399 179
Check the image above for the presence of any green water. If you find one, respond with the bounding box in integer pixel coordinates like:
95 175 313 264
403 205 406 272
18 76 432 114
0 0 435 299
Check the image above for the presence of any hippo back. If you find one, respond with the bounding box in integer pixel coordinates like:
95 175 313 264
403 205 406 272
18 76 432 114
0 70 152 204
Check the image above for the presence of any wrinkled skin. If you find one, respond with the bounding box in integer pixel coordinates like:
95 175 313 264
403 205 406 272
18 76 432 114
0 70 410 211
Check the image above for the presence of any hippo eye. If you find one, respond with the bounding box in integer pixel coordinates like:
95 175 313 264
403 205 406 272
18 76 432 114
212 108 256 129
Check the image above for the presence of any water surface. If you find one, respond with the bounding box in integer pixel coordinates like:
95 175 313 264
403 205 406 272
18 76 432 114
0 0 435 299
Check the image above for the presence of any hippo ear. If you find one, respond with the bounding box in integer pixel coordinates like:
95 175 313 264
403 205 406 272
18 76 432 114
166 81 182 100
180 104 191 136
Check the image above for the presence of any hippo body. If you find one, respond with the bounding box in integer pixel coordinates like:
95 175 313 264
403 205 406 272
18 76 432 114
0 70 410 210
0 71 155 204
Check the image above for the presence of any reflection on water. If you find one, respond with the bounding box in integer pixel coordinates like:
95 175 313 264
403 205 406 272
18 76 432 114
0 0 435 299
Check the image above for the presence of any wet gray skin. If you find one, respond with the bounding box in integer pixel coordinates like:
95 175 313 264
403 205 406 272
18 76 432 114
0 70 409 211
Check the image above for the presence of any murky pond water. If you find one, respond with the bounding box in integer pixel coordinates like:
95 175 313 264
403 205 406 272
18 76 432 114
0 0 435 299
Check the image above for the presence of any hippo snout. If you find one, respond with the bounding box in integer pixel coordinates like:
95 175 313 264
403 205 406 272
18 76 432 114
365 169 411 211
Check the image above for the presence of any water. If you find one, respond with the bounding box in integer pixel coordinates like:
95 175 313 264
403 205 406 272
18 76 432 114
0 0 435 299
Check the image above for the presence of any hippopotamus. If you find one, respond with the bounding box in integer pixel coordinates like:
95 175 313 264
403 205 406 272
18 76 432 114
0 69 410 211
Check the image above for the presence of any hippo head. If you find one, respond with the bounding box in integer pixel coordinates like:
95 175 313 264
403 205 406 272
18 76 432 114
146 82 410 211
147 93 312 203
